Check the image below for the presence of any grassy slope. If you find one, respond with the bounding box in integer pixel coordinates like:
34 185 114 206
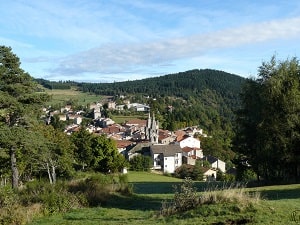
44 88 101 106
29 172 300 225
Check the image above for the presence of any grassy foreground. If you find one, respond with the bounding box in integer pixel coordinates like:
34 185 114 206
29 172 300 225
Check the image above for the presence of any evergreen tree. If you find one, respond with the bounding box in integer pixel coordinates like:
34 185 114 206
0 46 49 188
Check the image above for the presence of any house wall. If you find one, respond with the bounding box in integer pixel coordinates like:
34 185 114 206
159 136 174 145
212 160 226 173
179 137 200 149
195 149 203 158
203 169 217 181
153 153 162 169
163 153 182 173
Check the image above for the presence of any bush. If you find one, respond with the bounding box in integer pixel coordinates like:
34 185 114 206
129 155 152 171
160 178 260 217
0 186 43 225
19 180 87 214
160 177 199 216
69 173 132 206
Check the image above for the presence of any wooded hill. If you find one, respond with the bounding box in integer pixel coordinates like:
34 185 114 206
38 69 246 131
38 69 246 161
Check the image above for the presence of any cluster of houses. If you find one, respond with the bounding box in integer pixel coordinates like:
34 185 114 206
45 102 227 181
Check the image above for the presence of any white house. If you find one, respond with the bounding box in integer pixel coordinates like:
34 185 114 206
127 103 150 112
203 155 226 173
177 136 203 161
178 136 200 149
201 167 217 181
150 144 182 173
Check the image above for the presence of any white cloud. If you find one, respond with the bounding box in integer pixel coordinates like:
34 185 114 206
50 17 300 77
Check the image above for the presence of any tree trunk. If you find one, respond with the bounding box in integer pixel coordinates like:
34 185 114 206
10 148 19 189
46 162 53 184
51 165 56 184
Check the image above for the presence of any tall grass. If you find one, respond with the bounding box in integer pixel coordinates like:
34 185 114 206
160 178 260 216
0 173 132 225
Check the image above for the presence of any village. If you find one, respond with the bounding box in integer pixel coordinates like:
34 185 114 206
44 98 228 181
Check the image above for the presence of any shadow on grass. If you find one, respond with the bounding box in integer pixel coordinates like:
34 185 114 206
259 187 300 200
106 194 166 211
131 181 236 194
104 181 237 211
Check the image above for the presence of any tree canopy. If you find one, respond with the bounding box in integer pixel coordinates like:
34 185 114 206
0 46 49 188
234 56 300 182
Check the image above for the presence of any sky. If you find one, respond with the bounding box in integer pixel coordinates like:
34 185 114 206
1 0 300 83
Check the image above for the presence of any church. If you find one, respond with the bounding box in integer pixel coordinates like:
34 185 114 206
144 113 159 143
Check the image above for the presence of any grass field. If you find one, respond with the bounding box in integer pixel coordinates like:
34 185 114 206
29 172 300 225
111 115 148 124
44 89 101 106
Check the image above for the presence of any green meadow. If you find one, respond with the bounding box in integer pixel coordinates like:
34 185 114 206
44 88 101 106
29 172 300 225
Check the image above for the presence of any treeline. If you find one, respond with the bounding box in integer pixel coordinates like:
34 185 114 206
35 78 76 90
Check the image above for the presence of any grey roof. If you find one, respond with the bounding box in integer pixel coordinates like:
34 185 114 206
150 144 182 157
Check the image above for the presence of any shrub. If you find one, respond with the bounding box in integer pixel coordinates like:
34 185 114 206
68 173 132 206
0 186 43 225
68 174 112 206
160 178 260 217
19 180 87 214
129 155 152 171
160 177 199 216
118 174 133 195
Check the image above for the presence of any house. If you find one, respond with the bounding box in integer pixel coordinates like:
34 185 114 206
177 136 201 149
158 130 175 144
203 155 226 173
201 167 217 181
177 136 203 163
125 119 147 127
93 106 101 119
108 101 116 110
127 103 150 112
61 105 72 113
97 124 125 138
115 140 134 154
126 142 151 160
58 114 67 121
74 115 82 125
150 144 182 173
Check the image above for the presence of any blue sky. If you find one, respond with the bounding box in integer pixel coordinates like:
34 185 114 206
1 0 300 82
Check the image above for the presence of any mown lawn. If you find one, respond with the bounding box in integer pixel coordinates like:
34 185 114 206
29 172 300 225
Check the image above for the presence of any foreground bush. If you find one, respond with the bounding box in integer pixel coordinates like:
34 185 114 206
0 186 43 225
160 178 260 216
0 173 132 225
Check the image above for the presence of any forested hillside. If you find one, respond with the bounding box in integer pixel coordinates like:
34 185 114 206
79 69 244 129
78 69 244 104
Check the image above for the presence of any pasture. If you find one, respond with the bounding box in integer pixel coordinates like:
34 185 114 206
29 172 300 225
44 88 101 106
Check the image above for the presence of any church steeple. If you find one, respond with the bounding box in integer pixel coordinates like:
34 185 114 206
145 111 159 143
